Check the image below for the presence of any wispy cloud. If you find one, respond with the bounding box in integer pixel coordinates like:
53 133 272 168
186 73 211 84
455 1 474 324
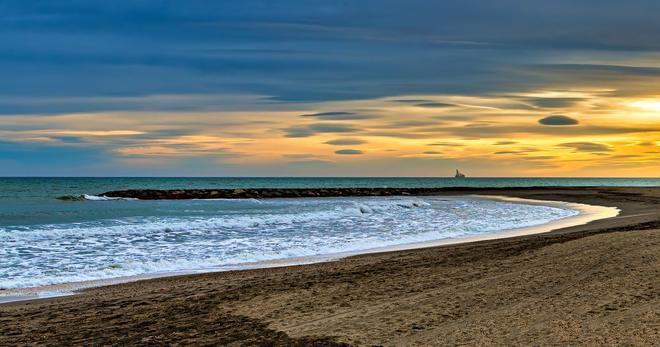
559 142 612 153
2 1 660 175
301 112 376 120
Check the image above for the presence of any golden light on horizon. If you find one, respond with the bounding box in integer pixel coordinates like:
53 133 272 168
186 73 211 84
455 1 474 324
628 100 660 113
1 90 659 177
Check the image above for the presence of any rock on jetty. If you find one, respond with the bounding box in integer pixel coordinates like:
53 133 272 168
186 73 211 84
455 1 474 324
100 188 441 200
94 186 591 200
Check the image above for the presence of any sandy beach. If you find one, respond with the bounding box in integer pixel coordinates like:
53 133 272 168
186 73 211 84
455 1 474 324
1 187 659 346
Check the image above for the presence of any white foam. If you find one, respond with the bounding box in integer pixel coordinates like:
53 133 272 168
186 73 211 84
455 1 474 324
83 194 138 201
0 196 582 290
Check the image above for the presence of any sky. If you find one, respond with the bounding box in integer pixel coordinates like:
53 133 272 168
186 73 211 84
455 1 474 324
1 1 660 177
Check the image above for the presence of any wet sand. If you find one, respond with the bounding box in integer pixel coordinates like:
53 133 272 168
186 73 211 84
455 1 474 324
2 187 659 346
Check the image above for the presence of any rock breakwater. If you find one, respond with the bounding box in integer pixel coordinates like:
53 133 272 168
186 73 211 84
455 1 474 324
86 186 593 200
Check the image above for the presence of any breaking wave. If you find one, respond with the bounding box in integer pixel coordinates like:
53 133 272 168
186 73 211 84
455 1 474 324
1 196 578 289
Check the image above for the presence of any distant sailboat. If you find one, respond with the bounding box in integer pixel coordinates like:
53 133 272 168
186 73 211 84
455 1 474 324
454 169 466 178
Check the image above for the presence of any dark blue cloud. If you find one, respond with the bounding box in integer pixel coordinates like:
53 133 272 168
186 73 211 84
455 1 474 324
49 136 84 143
538 115 579 126
335 149 363 155
392 99 432 103
2 0 660 115
324 138 367 146
283 123 361 137
301 112 375 120
415 103 455 108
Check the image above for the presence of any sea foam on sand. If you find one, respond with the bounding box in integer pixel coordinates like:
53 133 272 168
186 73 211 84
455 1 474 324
0 195 618 299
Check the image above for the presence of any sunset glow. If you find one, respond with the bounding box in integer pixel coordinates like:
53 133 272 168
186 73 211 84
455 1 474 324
629 100 660 113
1 2 659 177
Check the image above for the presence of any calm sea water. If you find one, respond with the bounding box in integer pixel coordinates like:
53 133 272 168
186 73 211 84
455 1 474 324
0 177 656 289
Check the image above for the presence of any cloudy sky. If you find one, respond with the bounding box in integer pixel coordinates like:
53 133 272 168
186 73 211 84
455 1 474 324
2 1 660 176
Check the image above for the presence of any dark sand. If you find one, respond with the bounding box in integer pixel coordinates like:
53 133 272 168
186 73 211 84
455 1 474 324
2 187 659 346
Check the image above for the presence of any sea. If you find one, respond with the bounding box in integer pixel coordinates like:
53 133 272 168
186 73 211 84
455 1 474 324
1 177 657 291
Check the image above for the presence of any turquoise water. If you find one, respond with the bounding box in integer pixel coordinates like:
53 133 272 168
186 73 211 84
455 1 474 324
2 176 660 199
0 177 658 227
0 177 655 289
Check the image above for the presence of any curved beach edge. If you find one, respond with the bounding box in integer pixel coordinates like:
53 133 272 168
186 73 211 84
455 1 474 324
0 195 619 303
231 195 619 270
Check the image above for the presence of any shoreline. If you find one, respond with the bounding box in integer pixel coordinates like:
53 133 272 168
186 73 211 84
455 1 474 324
0 194 619 303
2 187 658 345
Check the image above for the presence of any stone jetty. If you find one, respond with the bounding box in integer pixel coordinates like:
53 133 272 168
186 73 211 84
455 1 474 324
80 186 590 200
